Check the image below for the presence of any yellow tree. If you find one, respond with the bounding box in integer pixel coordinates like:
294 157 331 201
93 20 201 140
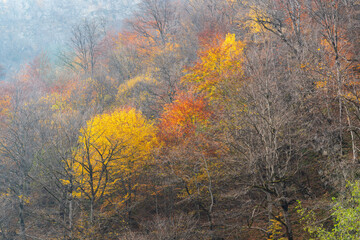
183 33 245 102
154 33 245 232
72 108 158 230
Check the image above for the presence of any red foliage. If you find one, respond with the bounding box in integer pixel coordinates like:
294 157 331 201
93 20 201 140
159 91 212 143
197 26 226 50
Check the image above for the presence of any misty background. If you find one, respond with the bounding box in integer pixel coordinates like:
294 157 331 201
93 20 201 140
0 0 137 77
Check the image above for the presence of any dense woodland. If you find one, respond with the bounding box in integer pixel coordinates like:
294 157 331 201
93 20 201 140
0 0 360 239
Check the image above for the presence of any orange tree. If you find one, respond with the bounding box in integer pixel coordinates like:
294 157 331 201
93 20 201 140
156 32 245 232
158 90 224 231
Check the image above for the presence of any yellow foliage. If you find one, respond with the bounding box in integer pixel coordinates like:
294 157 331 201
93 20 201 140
117 74 157 97
315 81 327 89
60 179 70 185
184 33 245 100
0 188 11 198
267 214 287 240
0 95 11 117
116 73 158 109
246 8 268 33
18 195 30 204
73 108 158 202
164 42 180 53
39 91 73 112
238 2 272 34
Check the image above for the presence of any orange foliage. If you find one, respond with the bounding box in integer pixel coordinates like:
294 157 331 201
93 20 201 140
159 91 211 143
197 27 227 50
49 77 79 98
116 30 159 61
0 82 15 120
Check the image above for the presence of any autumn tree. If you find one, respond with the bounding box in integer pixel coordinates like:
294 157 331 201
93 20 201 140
119 0 194 116
157 89 226 238
183 33 244 102
183 29 311 239
71 108 158 235
161 33 244 237
0 0 358 239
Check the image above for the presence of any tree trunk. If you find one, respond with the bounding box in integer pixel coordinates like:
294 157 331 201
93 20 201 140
69 184 73 240
19 198 26 240
90 198 94 225
281 202 293 240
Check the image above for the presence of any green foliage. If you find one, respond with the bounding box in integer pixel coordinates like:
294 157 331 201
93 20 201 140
297 181 360 240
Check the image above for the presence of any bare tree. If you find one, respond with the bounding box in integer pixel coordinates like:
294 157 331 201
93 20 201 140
60 19 106 78
127 0 178 45
220 36 317 239
0 86 44 240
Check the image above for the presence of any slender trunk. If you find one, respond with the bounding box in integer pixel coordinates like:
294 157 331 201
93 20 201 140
60 189 66 232
90 197 94 225
203 156 214 231
128 179 132 224
280 183 293 240
266 192 273 238
19 198 26 240
345 105 357 163
155 193 159 216
69 184 73 240
90 197 95 240
336 58 343 156
281 203 293 240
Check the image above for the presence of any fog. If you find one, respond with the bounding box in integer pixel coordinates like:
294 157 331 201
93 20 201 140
0 0 136 76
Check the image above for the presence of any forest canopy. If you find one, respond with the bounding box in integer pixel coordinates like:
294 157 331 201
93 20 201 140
0 0 359 239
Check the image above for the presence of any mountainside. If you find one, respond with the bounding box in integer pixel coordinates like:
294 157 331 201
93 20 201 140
0 1 360 239
0 0 136 76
